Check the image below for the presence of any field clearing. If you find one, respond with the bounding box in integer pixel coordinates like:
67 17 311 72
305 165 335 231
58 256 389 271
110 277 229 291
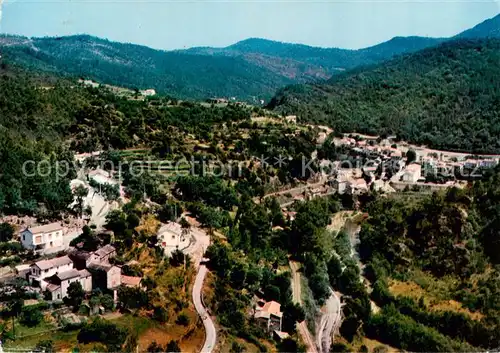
361 337 400 353
389 279 483 320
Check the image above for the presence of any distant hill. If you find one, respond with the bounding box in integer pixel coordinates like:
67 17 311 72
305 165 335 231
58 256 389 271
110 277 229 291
183 36 445 80
268 38 500 153
0 34 444 101
0 13 499 101
456 13 500 38
0 35 295 102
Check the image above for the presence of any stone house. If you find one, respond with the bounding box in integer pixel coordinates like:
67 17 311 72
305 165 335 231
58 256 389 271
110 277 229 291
254 300 283 332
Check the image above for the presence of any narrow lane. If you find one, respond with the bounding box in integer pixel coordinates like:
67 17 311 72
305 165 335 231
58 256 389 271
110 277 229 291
193 264 216 353
289 261 319 353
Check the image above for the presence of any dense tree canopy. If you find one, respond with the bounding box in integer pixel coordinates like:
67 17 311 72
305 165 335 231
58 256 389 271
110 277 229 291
269 39 500 153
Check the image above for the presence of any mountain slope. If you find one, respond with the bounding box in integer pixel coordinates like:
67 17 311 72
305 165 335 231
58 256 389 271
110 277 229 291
183 36 444 80
0 35 293 101
457 13 500 38
268 38 500 153
1 13 499 102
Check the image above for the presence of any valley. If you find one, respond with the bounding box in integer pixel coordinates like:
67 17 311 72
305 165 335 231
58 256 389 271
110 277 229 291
1 10 500 353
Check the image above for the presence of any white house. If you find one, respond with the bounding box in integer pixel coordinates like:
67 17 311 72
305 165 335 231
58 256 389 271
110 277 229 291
20 223 65 254
255 301 283 332
140 89 156 97
402 163 422 183
28 255 74 289
347 179 369 195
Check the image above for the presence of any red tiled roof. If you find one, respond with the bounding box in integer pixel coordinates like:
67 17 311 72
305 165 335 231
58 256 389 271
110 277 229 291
121 275 142 287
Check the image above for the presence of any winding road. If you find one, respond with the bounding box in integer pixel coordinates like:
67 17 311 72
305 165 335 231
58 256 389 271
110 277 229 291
193 264 216 353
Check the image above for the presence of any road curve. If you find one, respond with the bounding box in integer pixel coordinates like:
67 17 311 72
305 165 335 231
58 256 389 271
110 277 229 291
193 264 216 353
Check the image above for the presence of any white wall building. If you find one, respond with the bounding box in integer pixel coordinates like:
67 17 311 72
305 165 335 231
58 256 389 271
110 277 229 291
21 223 65 254
402 163 422 183
28 256 74 289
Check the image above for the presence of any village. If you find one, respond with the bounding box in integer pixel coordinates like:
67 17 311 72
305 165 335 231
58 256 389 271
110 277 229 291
274 123 500 206
0 114 499 352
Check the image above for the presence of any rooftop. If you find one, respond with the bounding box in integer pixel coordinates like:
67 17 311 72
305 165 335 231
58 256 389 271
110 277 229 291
56 269 81 281
26 222 63 235
46 283 60 292
33 255 73 271
93 244 116 258
406 163 422 172
262 301 282 316
88 262 116 272
121 275 142 287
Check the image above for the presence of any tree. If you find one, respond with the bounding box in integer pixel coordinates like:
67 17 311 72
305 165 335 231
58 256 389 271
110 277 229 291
73 185 89 218
117 286 150 310
230 341 246 353
35 339 54 353
100 294 114 311
67 282 85 311
0 223 15 242
175 312 190 326
406 149 417 164
169 249 189 267
165 340 181 353
279 338 304 353
147 341 164 353
19 307 43 327
77 317 128 351
153 306 168 323
158 201 182 222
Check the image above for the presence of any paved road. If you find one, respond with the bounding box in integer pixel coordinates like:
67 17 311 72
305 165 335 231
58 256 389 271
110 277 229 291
316 288 342 353
289 261 319 353
193 264 216 353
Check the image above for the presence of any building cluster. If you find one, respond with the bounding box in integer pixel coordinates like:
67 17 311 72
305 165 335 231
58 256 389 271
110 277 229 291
328 137 500 194
26 244 141 301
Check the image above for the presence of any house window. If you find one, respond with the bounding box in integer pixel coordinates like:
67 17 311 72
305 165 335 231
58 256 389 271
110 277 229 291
45 269 48 273
50 242 53 247
57 294 60 299
22 235 25 241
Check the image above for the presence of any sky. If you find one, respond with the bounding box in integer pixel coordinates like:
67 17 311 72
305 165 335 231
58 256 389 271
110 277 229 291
1 0 499 50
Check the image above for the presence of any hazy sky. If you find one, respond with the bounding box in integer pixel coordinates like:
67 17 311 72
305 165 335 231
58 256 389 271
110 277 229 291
2 0 499 50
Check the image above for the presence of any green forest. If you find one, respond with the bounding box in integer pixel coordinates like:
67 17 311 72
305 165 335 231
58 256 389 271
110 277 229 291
269 38 500 153
0 64 251 216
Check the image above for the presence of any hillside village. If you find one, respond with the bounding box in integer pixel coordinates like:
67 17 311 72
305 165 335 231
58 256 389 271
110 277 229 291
0 109 499 352
2 13 500 352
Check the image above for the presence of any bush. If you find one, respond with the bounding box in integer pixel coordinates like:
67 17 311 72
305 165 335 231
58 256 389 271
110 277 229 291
34 339 54 353
77 317 128 351
19 307 43 327
175 312 190 326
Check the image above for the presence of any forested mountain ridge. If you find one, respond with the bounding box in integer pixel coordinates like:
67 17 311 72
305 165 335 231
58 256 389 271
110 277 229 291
1 13 499 102
456 13 500 39
0 33 441 101
184 36 445 80
0 35 294 102
268 38 500 153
